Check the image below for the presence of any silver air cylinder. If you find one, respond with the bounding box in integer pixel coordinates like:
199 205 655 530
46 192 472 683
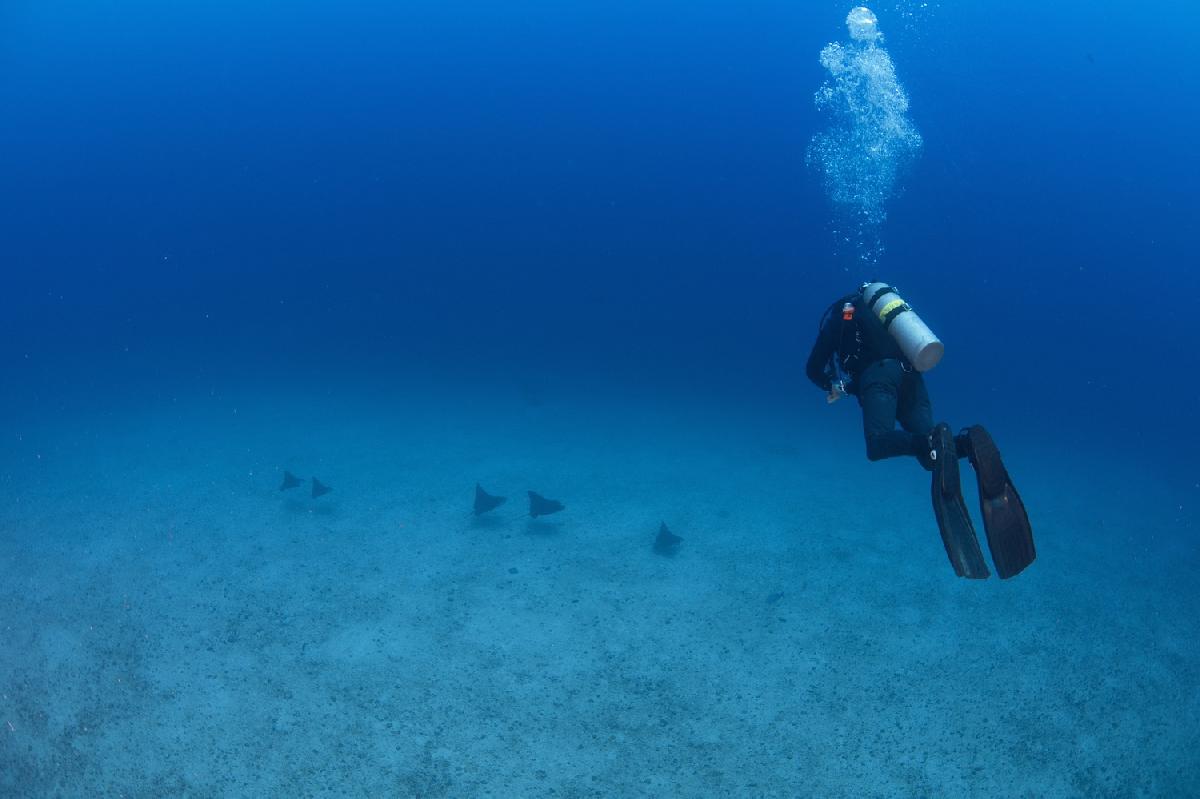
860 282 944 372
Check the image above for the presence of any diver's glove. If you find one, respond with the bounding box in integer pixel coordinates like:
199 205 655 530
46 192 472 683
826 380 847 404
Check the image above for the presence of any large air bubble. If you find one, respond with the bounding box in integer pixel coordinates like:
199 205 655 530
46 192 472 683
807 7 922 267
846 7 880 43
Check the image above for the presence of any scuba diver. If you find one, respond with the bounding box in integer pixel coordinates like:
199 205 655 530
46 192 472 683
806 282 1036 579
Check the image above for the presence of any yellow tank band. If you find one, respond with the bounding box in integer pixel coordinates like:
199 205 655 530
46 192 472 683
877 298 905 323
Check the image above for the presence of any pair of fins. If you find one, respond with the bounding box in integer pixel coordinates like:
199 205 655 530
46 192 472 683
930 424 1035 579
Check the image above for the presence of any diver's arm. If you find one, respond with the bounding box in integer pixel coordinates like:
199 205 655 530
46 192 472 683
805 317 839 391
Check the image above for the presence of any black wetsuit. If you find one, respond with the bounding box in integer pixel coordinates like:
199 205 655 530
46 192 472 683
806 292 933 464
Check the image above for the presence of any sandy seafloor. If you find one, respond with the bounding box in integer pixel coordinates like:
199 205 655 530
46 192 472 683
1 372 1197 798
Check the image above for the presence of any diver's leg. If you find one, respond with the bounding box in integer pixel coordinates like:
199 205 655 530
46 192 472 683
897 371 934 439
858 361 923 462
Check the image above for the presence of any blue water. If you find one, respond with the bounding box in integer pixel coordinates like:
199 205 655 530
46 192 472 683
2 1 1197 795
3 1 1198 408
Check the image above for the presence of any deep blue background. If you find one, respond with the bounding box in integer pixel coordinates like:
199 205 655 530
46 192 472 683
1 1 1197 482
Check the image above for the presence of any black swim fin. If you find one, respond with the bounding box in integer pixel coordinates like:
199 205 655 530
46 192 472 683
930 423 990 579
962 425 1035 579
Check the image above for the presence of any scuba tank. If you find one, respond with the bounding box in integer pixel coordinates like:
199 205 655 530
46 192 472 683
859 282 944 372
